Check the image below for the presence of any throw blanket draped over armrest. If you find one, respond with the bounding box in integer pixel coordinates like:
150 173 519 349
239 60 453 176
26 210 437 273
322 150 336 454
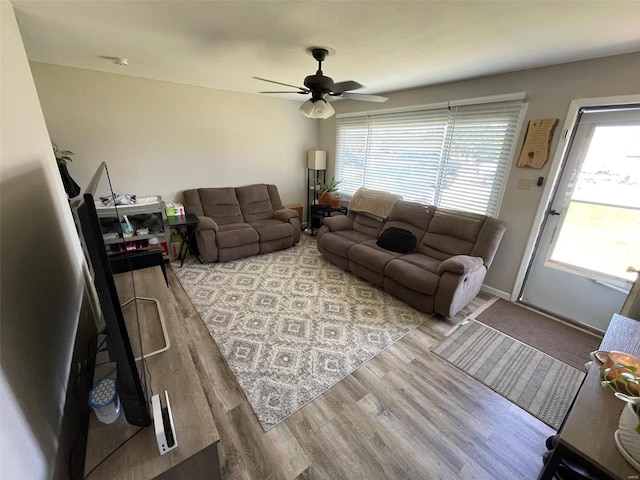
348 187 402 221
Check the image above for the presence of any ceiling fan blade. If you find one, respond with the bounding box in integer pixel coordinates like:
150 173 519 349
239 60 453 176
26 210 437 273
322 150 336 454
341 92 389 103
259 91 309 94
253 76 308 92
332 80 364 93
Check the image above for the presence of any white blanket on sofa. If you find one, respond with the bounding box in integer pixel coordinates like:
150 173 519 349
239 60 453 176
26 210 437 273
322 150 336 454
348 187 402 221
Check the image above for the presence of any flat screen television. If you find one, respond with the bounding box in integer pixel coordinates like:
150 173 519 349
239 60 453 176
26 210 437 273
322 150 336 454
74 163 152 427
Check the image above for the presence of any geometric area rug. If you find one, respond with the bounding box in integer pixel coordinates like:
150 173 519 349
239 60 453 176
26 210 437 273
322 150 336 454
433 321 585 430
172 234 440 431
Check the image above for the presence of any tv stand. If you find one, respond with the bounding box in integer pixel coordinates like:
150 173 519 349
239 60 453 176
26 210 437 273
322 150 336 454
84 265 221 479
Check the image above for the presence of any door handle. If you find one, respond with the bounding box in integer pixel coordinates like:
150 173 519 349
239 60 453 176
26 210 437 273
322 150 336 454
549 209 561 216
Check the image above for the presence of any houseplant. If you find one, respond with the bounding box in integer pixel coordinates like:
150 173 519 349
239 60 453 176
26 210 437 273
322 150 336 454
601 358 640 469
330 192 343 209
53 142 81 198
317 177 340 206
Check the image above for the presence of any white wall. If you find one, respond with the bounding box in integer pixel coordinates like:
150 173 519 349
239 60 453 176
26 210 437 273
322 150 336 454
0 3 87 479
29 63 319 207
319 52 640 296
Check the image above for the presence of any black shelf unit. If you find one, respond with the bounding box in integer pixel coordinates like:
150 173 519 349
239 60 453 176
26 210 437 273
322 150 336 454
307 168 326 231
95 196 171 259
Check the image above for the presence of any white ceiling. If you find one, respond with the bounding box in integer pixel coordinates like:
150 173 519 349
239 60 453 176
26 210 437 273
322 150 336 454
12 1 640 102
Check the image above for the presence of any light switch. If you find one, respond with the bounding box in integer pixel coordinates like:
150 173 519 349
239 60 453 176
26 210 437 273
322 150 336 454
518 178 534 190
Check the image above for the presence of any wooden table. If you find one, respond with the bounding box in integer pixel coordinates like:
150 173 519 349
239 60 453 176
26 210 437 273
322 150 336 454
538 313 640 480
84 266 220 479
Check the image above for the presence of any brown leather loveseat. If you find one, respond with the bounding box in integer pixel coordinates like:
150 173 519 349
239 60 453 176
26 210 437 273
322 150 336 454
183 184 300 262
316 199 507 318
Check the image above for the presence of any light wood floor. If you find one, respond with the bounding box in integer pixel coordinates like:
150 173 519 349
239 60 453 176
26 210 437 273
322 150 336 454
165 265 554 480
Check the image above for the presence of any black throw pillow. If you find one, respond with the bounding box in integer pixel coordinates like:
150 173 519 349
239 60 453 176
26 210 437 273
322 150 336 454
376 227 417 253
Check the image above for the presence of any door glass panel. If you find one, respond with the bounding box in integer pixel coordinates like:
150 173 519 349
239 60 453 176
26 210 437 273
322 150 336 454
547 124 640 283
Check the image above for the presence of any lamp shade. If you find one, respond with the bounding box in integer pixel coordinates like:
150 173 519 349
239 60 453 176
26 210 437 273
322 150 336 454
300 99 315 117
307 150 327 170
299 99 335 119
312 99 335 119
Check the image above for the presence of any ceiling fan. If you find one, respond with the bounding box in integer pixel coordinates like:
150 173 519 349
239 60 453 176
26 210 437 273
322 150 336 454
253 47 388 119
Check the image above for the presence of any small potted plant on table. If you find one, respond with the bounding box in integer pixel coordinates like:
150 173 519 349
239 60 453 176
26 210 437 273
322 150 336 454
329 192 343 209
317 177 341 206
53 142 81 198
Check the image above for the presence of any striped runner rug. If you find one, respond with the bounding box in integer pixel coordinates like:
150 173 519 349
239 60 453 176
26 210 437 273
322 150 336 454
433 321 585 429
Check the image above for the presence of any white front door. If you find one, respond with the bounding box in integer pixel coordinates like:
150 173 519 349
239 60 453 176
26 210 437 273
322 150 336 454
520 105 640 331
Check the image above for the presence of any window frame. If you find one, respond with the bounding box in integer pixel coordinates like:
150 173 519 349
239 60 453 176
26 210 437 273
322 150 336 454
334 93 528 217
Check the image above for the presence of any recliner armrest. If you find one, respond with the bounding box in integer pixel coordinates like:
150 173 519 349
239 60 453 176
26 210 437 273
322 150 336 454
438 255 484 275
196 216 219 232
274 209 298 222
323 215 353 232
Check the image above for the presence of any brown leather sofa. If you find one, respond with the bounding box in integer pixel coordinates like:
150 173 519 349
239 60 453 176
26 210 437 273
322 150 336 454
316 200 507 318
183 184 301 262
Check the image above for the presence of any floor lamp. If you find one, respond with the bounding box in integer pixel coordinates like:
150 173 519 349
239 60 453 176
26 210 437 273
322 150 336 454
307 150 327 231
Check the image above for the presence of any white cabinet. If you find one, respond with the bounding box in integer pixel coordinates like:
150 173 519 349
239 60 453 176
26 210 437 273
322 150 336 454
95 196 171 259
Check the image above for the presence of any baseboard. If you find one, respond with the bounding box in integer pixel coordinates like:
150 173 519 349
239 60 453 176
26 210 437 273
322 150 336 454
480 285 510 300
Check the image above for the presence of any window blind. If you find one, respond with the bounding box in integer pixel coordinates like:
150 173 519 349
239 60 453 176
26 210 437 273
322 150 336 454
335 97 526 216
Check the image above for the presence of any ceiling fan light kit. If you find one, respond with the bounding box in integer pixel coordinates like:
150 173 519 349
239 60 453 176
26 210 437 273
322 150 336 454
300 98 335 119
254 46 388 119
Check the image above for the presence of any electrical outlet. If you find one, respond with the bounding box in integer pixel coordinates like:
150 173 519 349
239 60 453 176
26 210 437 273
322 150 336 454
518 178 534 190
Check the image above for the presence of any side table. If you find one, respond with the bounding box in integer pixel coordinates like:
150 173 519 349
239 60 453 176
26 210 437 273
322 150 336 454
309 205 347 235
538 313 640 480
167 214 203 267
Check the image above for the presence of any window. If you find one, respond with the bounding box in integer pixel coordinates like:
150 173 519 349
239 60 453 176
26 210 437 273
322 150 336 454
335 95 527 216
546 108 640 283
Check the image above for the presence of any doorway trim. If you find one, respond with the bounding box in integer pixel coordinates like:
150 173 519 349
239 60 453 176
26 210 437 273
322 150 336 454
511 93 640 302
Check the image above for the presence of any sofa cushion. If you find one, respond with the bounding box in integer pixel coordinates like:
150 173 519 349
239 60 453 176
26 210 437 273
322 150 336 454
250 219 293 242
385 201 434 231
322 214 354 232
266 184 284 210
216 223 259 248
236 184 275 222
419 209 485 260
319 230 374 258
394 253 441 275
349 240 403 274
469 217 508 268
352 213 385 238
197 188 245 226
384 257 441 295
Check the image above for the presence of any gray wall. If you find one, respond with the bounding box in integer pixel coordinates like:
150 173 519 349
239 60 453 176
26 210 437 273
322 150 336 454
1 3 88 479
29 62 319 207
319 52 640 296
